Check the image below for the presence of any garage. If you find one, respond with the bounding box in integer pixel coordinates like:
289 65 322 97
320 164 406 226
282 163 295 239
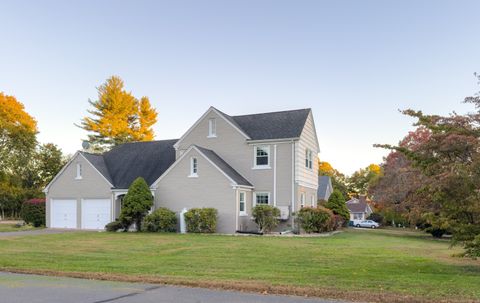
51 199 77 229
81 199 111 230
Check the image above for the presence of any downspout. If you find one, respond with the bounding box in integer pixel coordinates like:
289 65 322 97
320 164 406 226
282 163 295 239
235 187 239 231
291 140 295 227
273 144 277 207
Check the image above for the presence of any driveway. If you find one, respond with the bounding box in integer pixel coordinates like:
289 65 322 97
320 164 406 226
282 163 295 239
0 272 347 303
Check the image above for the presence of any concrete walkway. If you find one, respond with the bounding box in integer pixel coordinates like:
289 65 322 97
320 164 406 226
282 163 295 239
0 272 348 303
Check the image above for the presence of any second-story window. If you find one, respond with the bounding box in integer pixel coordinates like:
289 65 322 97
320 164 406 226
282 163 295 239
190 157 198 177
254 145 270 168
208 118 216 137
75 163 82 179
305 149 313 169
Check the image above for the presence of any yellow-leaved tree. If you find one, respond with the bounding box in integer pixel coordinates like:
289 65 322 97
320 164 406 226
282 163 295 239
79 76 158 151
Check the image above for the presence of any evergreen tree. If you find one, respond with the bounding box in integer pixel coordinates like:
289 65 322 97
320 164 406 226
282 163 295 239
325 189 349 222
119 177 154 231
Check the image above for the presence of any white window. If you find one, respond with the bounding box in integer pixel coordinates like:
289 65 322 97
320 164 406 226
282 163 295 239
254 192 270 205
239 192 247 216
300 193 305 208
254 145 270 168
75 163 82 179
189 157 198 177
305 149 313 169
208 118 216 137
310 195 315 207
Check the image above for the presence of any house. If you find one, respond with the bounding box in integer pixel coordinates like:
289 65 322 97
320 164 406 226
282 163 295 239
346 196 373 221
317 175 333 202
44 107 320 233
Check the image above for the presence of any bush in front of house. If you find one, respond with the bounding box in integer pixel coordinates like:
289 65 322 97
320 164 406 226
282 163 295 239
296 206 335 233
324 189 349 225
184 208 218 233
367 212 384 225
142 207 177 232
252 205 280 233
119 177 154 231
105 219 125 232
20 198 46 227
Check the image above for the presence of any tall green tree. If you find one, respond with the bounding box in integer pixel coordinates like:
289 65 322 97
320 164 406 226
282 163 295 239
119 177 154 231
79 76 158 152
325 189 349 222
347 164 382 197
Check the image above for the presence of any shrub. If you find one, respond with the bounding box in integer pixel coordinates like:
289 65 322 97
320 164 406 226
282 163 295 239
252 205 280 233
142 207 177 232
184 208 218 233
20 198 45 227
367 212 384 224
105 219 124 232
296 206 335 233
119 177 154 231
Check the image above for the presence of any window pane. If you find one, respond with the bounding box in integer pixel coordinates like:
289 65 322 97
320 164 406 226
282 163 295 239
256 193 269 204
256 146 269 166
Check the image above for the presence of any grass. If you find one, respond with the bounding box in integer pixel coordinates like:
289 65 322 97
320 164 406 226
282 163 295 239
0 223 40 232
0 228 479 302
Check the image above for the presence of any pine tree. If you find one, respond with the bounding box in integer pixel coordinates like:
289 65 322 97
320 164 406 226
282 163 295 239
79 76 158 151
325 189 349 222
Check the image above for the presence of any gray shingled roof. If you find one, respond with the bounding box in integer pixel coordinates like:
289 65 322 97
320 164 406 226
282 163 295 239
317 176 332 201
346 197 369 213
82 139 178 189
195 145 253 187
215 108 311 140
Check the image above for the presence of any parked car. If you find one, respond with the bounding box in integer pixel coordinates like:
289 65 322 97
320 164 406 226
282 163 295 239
355 220 379 229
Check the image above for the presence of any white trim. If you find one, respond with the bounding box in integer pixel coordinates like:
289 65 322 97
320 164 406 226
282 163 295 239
273 144 277 207
253 145 270 169
246 138 299 144
75 163 83 180
43 151 114 193
300 192 305 208
239 191 247 216
173 107 250 149
189 157 198 177
253 192 271 206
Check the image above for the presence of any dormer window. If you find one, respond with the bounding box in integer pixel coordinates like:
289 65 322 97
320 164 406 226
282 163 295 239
189 157 198 177
253 145 270 169
305 149 313 169
75 163 82 180
208 118 216 137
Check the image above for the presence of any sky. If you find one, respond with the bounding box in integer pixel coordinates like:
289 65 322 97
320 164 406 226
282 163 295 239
1 0 479 175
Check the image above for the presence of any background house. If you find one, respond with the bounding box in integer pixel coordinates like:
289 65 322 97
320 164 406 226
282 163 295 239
346 196 373 221
317 175 333 202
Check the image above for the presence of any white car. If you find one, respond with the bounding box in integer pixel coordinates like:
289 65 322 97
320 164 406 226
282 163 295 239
355 220 380 229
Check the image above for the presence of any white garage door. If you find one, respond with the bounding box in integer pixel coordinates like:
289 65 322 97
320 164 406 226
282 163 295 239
51 199 77 229
81 199 111 230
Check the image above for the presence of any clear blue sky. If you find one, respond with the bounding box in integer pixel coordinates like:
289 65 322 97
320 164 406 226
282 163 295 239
1 0 479 174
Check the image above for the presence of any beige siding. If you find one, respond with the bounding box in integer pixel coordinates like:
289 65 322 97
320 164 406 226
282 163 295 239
175 109 294 209
295 112 319 189
46 153 113 228
295 184 318 212
155 148 237 233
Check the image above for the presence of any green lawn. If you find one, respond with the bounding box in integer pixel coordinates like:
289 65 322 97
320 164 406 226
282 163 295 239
0 229 478 302
0 223 40 232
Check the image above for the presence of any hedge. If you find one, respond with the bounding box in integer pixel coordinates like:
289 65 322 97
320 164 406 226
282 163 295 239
296 206 335 233
184 208 218 233
20 198 46 227
142 207 177 232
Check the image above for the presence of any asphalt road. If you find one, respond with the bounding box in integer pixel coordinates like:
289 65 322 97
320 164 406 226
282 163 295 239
0 272 347 303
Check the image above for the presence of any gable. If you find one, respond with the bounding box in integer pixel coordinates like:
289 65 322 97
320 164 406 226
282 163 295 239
299 111 320 152
45 152 113 194
174 107 250 150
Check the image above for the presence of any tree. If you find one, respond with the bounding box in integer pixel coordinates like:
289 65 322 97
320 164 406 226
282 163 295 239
0 92 38 182
325 189 349 222
34 143 67 188
318 160 349 199
347 164 382 196
119 177 154 231
377 73 480 257
79 76 158 152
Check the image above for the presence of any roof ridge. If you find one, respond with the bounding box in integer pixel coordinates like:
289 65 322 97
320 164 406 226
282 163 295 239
231 108 311 118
